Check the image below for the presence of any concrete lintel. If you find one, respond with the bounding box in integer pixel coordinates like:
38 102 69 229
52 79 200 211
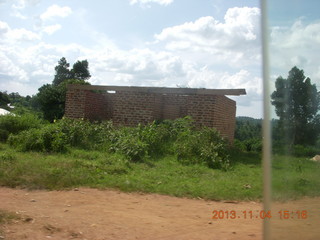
67 85 246 96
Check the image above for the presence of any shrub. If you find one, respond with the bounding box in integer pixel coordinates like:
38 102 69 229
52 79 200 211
6 116 231 170
8 124 68 153
109 120 183 162
57 118 113 150
174 127 230 170
109 126 149 162
0 113 44 142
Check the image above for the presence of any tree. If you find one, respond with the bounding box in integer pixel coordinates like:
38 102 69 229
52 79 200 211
72 60 91 80
37 57 91 122
0 91 10 109
53 58 91 85
271 66 320 145
53 57 73 86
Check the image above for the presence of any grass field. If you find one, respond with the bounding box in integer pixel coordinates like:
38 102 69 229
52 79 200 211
0 143 319 201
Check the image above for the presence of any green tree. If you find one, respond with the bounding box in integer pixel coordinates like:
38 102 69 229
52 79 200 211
53 57 73 86
0 91 10 109
271 66 320 145
72 60 91 80
37 57 91 122
53 58 91 85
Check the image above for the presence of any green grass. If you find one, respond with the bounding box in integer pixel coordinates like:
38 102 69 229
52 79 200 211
0 143 319 201
272 155 320 200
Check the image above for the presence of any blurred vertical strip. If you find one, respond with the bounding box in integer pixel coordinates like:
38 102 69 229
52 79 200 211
260 0 271 239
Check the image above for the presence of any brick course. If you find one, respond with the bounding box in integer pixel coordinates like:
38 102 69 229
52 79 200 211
65 85 246 143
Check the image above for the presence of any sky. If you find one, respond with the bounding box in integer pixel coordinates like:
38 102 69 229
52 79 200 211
0 0 319 118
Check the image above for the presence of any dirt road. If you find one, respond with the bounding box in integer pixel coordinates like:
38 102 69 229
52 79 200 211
0 187 263 240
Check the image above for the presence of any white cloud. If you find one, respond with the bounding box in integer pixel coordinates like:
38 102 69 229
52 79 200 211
8 28 40 41
42 24 61 35
12 0 27 9
0 21 40 42
186 67 261 96
11 0 40 19
12 0 40 9
40 4 72 21
88 47 187 86
33 4 72 35
155 7 261 66
0 51 29 82
0 21 10 35
270 19 320 84
129 0 173 6
11 11 27 19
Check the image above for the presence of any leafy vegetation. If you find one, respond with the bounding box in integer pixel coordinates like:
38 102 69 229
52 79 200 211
5 116 230 170
271 66 320 146
0 113 45 142
0 92 10 110
234 117 262 153
0 112 319 201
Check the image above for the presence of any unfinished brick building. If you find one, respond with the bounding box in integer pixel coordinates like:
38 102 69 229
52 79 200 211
65 85 246 143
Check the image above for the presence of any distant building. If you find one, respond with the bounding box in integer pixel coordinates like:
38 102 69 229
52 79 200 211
65 85 246 143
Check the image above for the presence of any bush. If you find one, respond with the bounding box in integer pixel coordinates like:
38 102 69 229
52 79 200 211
57 118 113 149
109 126 150 162
0 113 44 142
6 116 231 170
109 119 182 162
8 124 68 152
174 127 230 170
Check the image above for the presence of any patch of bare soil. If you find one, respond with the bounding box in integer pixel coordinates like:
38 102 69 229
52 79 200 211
0 187 264 239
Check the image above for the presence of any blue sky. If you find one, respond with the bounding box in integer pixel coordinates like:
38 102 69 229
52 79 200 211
0 0 319 118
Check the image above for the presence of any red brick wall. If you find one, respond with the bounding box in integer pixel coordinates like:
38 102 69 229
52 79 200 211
187 95 215 127
111 91 156 126
65 89 86 119
212 96 236 143
65 88 237 142
84 90 109 121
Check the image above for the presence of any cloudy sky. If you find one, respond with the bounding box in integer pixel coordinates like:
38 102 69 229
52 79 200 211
0 0 319 118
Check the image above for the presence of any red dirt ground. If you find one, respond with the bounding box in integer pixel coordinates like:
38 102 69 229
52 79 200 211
0 187 263 240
